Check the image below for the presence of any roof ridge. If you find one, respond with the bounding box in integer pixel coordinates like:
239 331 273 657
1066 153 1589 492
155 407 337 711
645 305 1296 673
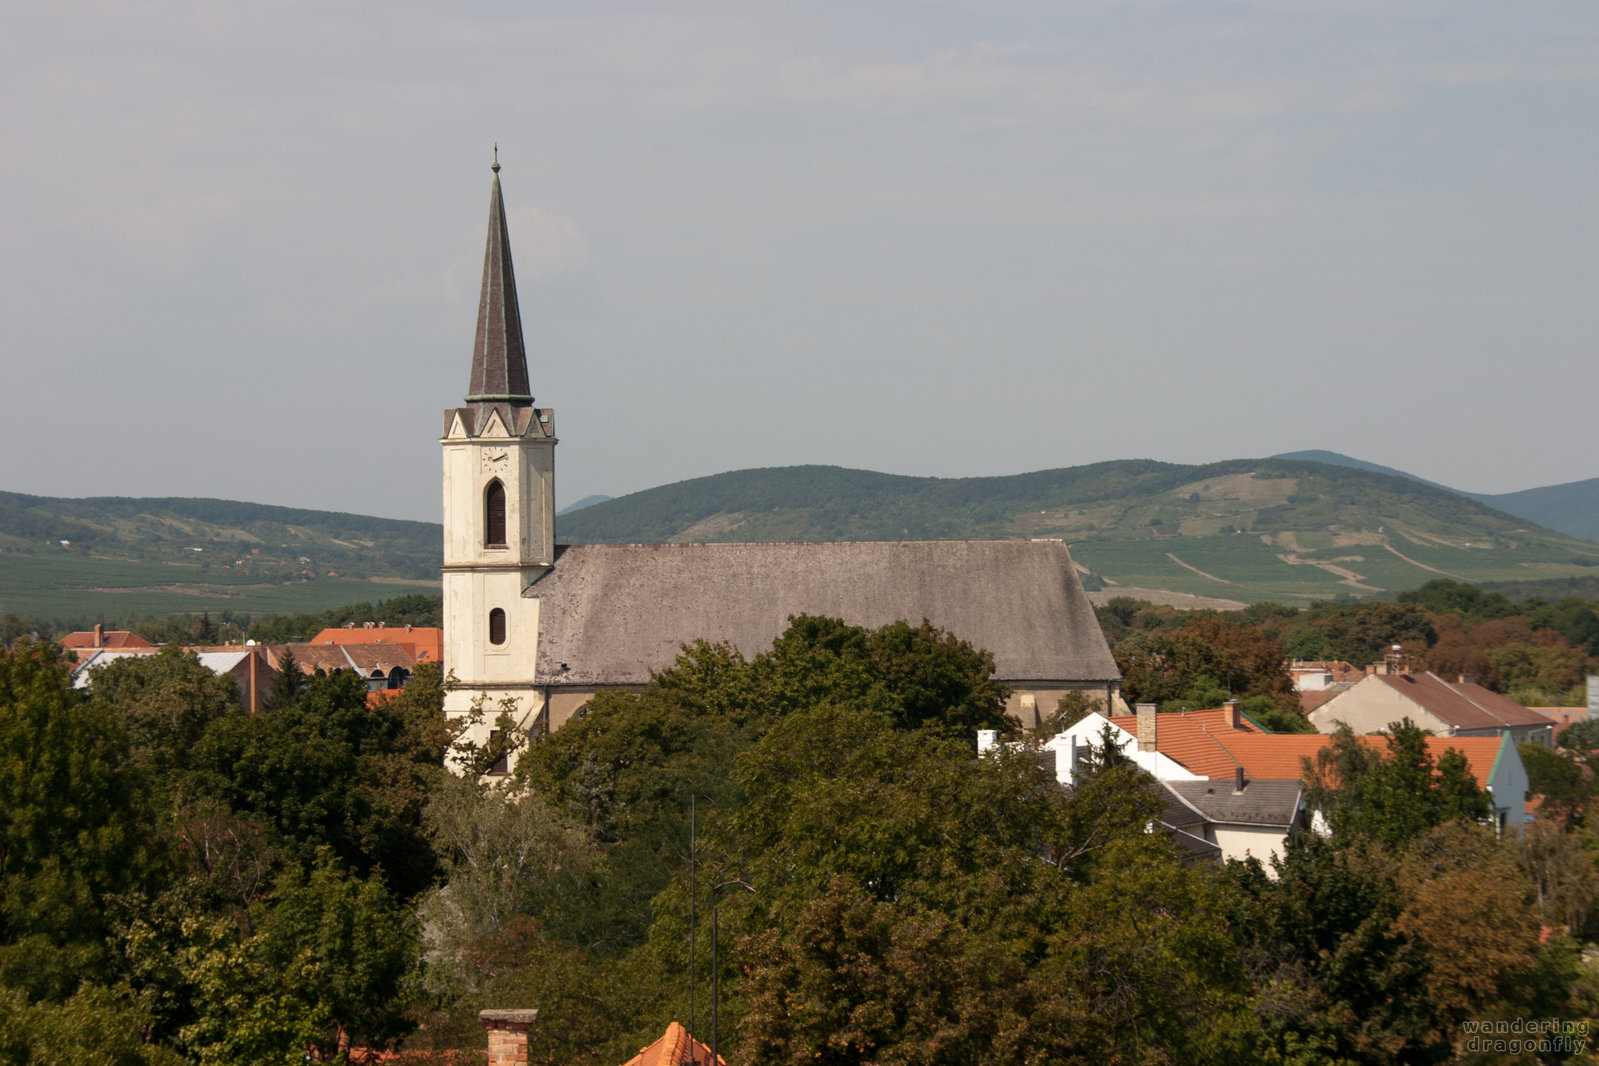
1202 729 1245 771
1425 670 1514 728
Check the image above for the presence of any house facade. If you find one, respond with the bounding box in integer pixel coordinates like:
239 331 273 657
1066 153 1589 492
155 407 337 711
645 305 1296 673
1309 671 1555 747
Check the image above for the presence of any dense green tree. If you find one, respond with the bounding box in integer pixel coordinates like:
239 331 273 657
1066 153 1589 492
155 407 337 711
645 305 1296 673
517 616 1010 953
1518 819 1599 936
264 648 302 708
420 773 599 979
180 852 418 1063
1233 833 1441 1064
740 877 1031 1066
1305 721 1489 847
0 641 160 1000
0 984 182 1066
1318 601 1438 666
1398 579 1516 624
1488 638 1592 705
194 610 219 644
190 669 440 896
1524 597 1599 656
1114 614 1299 714
83 646 240 775
1520 742 1592 822
724 719 1261 1064
0 613 54 648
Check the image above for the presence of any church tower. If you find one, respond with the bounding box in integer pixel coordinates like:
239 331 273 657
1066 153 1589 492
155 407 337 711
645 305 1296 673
441 155 555 745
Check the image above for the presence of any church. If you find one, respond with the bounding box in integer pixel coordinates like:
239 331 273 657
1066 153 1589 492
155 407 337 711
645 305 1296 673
441 161 1122 755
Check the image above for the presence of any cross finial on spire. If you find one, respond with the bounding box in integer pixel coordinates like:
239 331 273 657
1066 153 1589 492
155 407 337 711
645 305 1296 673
492 143 500 173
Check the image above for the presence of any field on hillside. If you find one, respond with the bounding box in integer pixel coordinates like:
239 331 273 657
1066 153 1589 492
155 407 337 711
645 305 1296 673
0 552 440 621
1070 530 1599 602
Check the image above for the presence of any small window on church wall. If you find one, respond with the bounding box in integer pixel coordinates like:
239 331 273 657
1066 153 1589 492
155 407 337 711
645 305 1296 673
489 608 507 646
485 480 507 547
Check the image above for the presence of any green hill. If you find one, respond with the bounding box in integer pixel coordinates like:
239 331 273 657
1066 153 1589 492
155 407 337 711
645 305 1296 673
0 492 441 621
7 456 1596 620
1273 450 1599 544
1469 479 1599 544
559 460 1599 604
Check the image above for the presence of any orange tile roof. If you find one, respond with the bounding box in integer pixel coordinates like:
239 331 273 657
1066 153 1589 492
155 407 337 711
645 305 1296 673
1108 705 1506 789
311 625 443 663
1145 730 1505 789
620 1022 723 1066
1107 707 1265 779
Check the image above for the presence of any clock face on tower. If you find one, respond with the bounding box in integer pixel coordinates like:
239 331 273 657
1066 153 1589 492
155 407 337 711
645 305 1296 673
482 450 510 472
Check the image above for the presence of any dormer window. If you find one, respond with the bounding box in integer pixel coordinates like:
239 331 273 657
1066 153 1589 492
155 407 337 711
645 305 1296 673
485 480 507 547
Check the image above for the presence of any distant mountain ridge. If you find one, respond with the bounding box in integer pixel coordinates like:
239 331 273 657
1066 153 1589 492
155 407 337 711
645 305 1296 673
559 458 1599 603
6 452 1597 618
1272 450 1599 542
0 491 444 621
0 491 440 577
557 494 614 516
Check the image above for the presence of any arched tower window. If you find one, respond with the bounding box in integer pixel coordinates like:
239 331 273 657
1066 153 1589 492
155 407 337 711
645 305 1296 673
489 608 507 646
485 480 507 547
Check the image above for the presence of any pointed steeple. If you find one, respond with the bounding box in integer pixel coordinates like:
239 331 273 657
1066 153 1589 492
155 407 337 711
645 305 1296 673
465 149 534 406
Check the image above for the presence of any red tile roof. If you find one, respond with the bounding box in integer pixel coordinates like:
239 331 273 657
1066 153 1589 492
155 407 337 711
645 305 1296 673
1298 690 1340 714
1289 660 1363 684
60 629 154 650
620 1022 723 1066
1531 707 1588 740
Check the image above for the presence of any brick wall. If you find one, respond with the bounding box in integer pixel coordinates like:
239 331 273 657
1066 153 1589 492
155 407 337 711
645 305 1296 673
481 1008 539 1066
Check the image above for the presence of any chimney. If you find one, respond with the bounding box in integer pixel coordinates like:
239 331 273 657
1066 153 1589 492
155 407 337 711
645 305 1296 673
1458 674 1477 686
1224 699 1241 729
482 1009 539 1066
1233 765 1246 793
93 623 104 648
1136 703 1157 753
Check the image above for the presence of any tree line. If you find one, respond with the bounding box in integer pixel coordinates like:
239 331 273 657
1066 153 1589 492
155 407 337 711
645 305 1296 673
1103 578 1599 714
3 608 1594 1063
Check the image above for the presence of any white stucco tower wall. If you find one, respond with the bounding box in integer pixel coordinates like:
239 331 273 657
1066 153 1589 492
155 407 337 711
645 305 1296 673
441 155 555 766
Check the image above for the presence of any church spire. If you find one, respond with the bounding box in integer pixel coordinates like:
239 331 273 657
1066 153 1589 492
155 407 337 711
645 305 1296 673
465 149 534 405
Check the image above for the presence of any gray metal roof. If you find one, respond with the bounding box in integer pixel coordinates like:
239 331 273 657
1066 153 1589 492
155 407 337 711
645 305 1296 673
530 539 1120 687
1161 778 1303 828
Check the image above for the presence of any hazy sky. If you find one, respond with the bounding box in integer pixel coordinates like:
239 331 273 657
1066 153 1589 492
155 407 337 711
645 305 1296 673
4 2 1596 523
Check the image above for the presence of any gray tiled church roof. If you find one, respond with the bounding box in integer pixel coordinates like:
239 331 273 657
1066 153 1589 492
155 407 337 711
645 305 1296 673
529 539 1120 686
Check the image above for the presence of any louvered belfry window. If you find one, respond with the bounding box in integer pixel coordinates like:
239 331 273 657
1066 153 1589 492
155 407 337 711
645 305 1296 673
489 608 507 646
485 480 507 547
